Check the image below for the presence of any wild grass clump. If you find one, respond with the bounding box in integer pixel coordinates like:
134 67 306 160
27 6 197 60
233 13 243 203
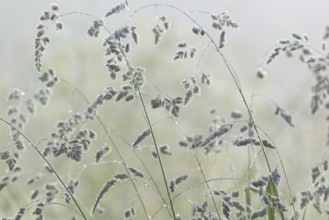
1 1 329 219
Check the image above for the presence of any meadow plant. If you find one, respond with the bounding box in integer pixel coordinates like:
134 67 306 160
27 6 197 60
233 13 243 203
1 1 329 220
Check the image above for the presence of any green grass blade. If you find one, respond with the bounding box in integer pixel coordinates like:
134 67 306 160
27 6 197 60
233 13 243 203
266 177 286 220
266 177 276 220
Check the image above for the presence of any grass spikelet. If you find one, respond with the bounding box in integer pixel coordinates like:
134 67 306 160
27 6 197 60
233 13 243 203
234 137 258 146
271 168 281 186
177 41 187 48
222 200 230 219
171 105 180 117
151 151 158 158
201 72 212 86
116 90 129 101
291 32 302 40
251 179 267 188
323 160 328 171
278 39 290 44
128 167 144 178
92 179 117 214
131 27 139 45
311 166 320 183
152 16 170 45
192 26 205 36
262 139 275 149
150 96 163 108
30 189 39 200
190 47 197 58
169 180 175 192
219 31 225 48
230 109 242 119
67 179 79 194
175 175 188 185
159 144 172 155
132 128 151 148
66 143 83 162
105 1 128 17
201 124 233 147
96 144 110 162
124 207 136 219
114 173 129 180
306 57 315 63
184 90 193 105
251 207 266 219
275 106 294 127
6 158 16 171
14 208 26 220
231 200 245 213
256 68 267 79
7 88 25 101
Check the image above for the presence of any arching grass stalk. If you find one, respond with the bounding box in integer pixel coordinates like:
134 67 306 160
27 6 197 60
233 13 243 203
134 85 176 219
256 124 298 217
60 79 150 219
172 177 249 201
129 1 278 215
130 3 297 218
130 0 272 177
0 117 88 220
62 78 172 218
109 125 173 218
192 151 222 219
93 113 151 218
96 18 177 219
60 3 295 218
59 9 174 217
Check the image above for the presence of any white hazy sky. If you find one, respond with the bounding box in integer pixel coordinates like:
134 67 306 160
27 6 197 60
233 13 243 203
0 0 328 87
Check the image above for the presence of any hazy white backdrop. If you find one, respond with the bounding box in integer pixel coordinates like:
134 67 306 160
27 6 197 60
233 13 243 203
1 0 329 218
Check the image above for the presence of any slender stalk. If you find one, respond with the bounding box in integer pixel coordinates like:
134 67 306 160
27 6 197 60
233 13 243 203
59 11 175 218
99 18 176 219
135 86 176 218
129 0 273 178
193 152 222 219
0 117 88 220
61 79 150 219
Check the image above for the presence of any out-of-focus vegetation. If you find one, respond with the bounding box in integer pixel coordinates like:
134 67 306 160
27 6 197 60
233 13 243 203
1 1 329 220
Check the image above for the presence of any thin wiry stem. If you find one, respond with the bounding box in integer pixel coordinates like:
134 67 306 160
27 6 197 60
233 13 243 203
255 124 298 217
129 1 272 174
129 2 278 216
53 3 299 219
58 11 152 217
98 19 176 219
135 85 176 219
0 117 88 220
193 152 222 219
172 177 249 200
110 127 172 217
64 76 171 216
26 200 83 216
58 13 175 217
60 79 150 218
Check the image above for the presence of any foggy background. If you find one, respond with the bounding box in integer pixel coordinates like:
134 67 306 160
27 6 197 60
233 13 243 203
1 0 329 218
1 0 328 86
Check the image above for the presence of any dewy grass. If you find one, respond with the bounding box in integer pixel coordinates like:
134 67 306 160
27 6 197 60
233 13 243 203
1 1 329 220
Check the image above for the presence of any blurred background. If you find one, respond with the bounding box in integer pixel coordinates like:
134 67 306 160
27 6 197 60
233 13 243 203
1 0 329 219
